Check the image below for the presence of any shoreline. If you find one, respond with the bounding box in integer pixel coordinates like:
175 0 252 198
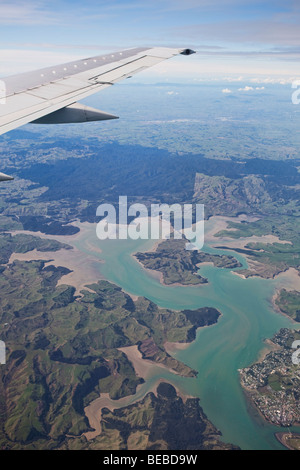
164 340 191 354
8 218 299 319
204 214 259 242
239 339 300 442
132 250 204 288
83 344 195 441
255 338 281 363
275 432 300 451
270 268 300 324
5 215 300 448
83 378 193 441
271 289 297 324
118 344 187 379
238 385 297 446
8 245 104 296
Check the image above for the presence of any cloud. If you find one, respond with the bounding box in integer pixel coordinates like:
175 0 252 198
238 86 254 91
0 1 110 26
222 88 232 93
191 48 300 61
0 42 123 52
237 85 265 91
0 1 61 25
249 77 297 84
176 18 300 47
151 0 281 12
0 49 81 76
222 76 244 82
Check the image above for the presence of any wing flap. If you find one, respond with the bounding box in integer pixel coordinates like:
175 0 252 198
26 82 85 100
89 55 164 84
0 93 45 116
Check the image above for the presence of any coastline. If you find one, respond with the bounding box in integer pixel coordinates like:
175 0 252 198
8 245 104 296
275 432 300 451
164 340 191 354
239 337 300 445
270 268 300 323
132 249 204 288
204 214 259 242
8 218 299 322
6 216 300 448
255 338 281 363
118 344 187 379
83 344 195 441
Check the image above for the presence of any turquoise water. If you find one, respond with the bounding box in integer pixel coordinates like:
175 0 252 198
72 226 299 450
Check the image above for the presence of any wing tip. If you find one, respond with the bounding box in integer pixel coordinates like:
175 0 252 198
180 48 196 55
0 172 14 182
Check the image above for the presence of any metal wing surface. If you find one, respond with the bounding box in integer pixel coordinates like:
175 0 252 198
0 47 195 136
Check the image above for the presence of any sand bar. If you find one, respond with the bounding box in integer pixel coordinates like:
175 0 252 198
8 246 104 295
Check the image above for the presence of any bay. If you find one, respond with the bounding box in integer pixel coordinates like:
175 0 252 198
71 222 299 450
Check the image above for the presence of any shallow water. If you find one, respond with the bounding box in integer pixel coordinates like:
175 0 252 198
72 222 299 450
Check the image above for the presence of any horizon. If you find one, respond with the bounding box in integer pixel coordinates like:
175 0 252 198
0 0 300 81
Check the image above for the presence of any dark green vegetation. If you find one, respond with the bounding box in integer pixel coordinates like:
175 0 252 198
1 139 299 285
215 215 300 278
240 329 300 428
2 82 300 162
0 232 71 264
0 241 221 449
15 148 300 220
2 136 299 283
64 383 238 450
275 290 300 322
0 84 299 450
19 215 79 235
1 136 299 228
215 216 300 243
135 238 241 285
193 170 300 219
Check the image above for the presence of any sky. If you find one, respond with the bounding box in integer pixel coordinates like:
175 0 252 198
0 0 300 81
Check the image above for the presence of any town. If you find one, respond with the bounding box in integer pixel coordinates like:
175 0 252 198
240 328 300 427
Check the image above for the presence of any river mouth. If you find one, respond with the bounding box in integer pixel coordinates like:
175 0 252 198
9 215 300 450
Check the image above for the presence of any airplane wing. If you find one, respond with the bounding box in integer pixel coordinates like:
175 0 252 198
0 46 194 180
0 47 195 136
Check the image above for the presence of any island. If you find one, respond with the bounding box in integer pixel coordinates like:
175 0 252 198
134 238 242 286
